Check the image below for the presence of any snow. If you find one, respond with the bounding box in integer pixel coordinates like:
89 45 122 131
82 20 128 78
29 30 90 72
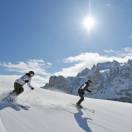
44 60 132 103
0 76 132 132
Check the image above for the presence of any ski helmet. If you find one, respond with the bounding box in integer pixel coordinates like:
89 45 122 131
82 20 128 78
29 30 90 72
87 80 92 83
28 71 35 76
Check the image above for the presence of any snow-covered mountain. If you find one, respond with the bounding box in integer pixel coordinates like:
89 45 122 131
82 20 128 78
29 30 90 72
43 60 132 103
0 76 132 132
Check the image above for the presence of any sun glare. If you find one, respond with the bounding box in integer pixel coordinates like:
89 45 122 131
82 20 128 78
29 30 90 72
82 16 96 32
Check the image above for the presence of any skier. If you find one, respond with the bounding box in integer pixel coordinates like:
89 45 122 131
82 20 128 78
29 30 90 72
9 71 35 101
76 79 92 108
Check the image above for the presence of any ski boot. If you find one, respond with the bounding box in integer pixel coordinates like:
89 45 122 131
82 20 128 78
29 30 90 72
76 103 83 109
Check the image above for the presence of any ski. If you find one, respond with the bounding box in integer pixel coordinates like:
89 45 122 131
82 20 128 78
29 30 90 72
83 107 95 113
15 103 30 110
70 104 95 113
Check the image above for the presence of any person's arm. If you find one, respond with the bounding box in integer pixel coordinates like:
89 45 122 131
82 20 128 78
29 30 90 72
79 84 84 89
79 83 87 90
86 89 92 93
27 80 34 90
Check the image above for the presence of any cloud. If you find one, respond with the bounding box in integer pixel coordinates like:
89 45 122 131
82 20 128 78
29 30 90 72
1 47 132 82
0 59 52 85
55 48 132 77
124 47 132 52
103 49 115 54
104 47 132 57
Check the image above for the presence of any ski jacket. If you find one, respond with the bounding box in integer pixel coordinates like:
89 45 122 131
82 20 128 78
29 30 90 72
79 83 91 93
15 74 33 88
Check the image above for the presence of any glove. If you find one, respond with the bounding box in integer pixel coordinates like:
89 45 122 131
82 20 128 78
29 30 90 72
31 87 34 90
89 90 92 93
87 89 92 93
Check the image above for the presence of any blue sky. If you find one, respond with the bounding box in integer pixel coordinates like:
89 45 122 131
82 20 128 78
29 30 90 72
0 0 132 78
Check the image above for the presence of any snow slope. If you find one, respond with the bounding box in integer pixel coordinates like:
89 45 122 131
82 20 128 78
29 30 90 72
0 76 132 132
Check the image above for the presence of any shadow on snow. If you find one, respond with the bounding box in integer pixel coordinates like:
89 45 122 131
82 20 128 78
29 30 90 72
0 100 30 111
74 108 92 132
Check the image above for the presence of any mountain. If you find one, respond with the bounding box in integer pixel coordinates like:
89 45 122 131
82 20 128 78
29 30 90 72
0 76 132 132
43 60 132 103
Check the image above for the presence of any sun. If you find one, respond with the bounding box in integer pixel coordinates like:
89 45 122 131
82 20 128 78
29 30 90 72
82 16 96 32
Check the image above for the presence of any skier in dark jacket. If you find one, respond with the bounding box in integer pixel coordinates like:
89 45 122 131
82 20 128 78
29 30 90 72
76 79 92 108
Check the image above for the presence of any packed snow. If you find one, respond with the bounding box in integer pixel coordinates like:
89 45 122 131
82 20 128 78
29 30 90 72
0 76 132 132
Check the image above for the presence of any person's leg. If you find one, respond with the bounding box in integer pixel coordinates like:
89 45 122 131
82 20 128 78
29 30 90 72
76 89 84 106
13 83 24 96
76 95 84 106
18 86 24 95
6 83 23 102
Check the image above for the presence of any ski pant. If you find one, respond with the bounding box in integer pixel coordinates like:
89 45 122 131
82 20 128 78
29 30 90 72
76 89 84 105
13 82 24 95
